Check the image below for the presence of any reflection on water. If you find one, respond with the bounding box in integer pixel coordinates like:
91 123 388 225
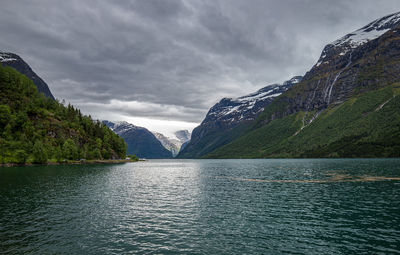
212 173 400 183
1 159 400 254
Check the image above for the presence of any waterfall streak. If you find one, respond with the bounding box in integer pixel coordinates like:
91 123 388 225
325 52 352 104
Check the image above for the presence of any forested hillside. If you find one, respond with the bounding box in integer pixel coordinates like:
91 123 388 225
0 65 126 164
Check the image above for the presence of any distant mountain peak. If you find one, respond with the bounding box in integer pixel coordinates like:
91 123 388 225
103 120 172 159
151 130 191 157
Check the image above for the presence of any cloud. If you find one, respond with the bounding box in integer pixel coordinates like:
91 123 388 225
1 0 399 133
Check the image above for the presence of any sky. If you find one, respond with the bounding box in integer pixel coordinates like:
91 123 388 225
1 0 400 137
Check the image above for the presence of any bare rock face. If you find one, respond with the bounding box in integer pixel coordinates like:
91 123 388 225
152 132 181 157
0 51 55 100
152 130 191 157
257 12 400 126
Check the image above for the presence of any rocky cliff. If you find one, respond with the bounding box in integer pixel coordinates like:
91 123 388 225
206 12 400 158
257 12 400 127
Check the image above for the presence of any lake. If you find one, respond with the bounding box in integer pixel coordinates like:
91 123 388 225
1 159 400 254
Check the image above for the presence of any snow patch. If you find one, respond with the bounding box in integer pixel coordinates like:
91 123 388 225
0 52 17 62
332 28 390 49
331 12 400 50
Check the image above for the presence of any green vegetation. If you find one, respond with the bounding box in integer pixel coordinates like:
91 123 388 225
177 122 252 158
0 65 127 164
129 154 139 162
205 84 400 158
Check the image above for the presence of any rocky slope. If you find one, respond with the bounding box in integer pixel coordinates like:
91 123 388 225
256 12 400 127
0 51 55 100
152 132 181 157
152 130 191 157
103 121 172 159
206 11 400 158
177 76 301 158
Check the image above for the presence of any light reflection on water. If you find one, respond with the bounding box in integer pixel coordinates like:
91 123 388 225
1 158 400 254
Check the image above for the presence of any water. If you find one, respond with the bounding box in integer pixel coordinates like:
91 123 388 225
1 159 400 254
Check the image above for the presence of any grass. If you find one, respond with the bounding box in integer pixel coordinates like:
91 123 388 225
205 84 400 158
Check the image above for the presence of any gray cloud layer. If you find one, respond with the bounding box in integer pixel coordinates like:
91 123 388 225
1 0 399 124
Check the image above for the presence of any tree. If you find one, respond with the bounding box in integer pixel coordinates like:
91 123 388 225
0 105 11 128
62 139 78 160
93 148 102 159
54 146 62 162
32 141 48 164
0 65 127 164
0 138 7 164
102 148 111 159
130 154 139 162
15 149 28 164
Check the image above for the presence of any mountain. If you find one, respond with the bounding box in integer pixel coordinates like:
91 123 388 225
0 65 126 164
152 132 181 157
177 76 302 158
103 121 172 159
152 130 191 157
205 12 400 158
0 51 55 100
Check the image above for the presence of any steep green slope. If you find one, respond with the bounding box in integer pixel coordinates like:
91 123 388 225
176 122 251 158
205 84 400 158
205 13 400 159
0 65 126 164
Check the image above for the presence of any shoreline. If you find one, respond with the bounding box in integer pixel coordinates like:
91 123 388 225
0 159 138 168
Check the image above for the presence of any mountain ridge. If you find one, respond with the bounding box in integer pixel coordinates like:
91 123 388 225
204 11 400 158
178 76 302 158
0 51 55 100
152 130 190 157
103 120 172 159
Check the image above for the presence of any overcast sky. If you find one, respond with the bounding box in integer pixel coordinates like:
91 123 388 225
1 0 399 136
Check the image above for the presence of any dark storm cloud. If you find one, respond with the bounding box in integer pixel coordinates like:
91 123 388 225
0 0 399 124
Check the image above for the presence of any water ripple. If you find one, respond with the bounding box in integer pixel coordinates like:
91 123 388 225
1 159 400 254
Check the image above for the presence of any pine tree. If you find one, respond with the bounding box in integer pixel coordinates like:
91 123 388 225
32 141 48 164
62 139 78 160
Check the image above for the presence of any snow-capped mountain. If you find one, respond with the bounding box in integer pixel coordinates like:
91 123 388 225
284 11 400 117
0 51 55 99
316 12 400 67
152 130 191 157
205 11 400 158
178 76 301 158
103 120 172 159
152 132 181 157
204 76 302 125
